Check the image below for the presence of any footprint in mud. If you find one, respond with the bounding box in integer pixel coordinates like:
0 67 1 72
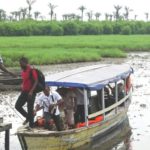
140 104 147 108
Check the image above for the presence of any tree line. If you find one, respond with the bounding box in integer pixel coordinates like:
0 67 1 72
0 20 150 36
0 0 150 21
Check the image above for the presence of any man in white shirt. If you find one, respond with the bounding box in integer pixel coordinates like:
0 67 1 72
35 86 63 131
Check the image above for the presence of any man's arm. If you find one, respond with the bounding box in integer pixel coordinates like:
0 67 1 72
34 104 43 116
0 63 17 77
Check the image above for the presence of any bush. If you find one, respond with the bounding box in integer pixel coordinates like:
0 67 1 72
63 21 79 35
80 22 102 35
51 24 64 36
121 26 131 35
0 20 150 36
102 23 113 34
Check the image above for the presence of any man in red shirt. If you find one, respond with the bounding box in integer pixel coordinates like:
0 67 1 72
15 57 38 128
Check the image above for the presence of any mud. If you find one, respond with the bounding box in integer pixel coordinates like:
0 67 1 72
0 52 150 150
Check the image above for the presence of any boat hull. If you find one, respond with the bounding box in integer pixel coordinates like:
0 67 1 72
17 109 129 150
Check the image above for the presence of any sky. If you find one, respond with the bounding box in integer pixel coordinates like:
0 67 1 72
0 0 149 21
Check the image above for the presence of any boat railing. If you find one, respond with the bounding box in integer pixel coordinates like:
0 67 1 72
88 89 132 119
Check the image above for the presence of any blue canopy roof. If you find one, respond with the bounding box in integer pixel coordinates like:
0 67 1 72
46 64 133 90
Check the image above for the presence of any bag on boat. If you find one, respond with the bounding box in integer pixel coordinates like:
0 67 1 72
30 68 45 93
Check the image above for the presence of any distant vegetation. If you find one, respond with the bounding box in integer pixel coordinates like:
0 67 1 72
0 35 150 67
0 20 150 36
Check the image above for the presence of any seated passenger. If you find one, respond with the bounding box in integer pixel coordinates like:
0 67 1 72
64 88 76 129
74 88 85 124
34 86 63 131
118 83 125 100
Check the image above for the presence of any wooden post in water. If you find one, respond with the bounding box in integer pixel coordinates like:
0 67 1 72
5 129 10 150
0 118 12 150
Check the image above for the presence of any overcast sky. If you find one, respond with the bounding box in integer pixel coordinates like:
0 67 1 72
0 0 149 20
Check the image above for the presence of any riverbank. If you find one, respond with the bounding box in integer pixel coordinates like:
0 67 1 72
1 35 150 67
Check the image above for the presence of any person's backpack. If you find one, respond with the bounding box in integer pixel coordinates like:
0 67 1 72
30 68 45 93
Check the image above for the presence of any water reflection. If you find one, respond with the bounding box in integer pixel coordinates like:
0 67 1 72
75 117 131 150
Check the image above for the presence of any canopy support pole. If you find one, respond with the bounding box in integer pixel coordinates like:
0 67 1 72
84 89 88 127
124 78 127 108
102 88 105 120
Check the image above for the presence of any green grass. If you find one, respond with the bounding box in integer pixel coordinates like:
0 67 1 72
0 35 149 67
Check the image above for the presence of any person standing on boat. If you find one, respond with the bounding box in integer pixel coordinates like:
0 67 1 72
64 88 77 129
0 55 16 77
15 57 38 128
74 88 86 124
34 86 63 131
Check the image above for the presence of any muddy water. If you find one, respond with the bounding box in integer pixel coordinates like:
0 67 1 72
0 53 150 150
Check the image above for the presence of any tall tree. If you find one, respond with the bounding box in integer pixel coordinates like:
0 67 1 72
145 12 149 21
114 5 122 20
0 9 6 21
86 11 93 21
124 6 133 20
20 8 27 20
11 11 18 20
48 3 57 21
26 0 36 18
62 14 68 20
95 12 101 21
105 13 109 21
34 11 40 20
78 5 86 21
109 14 113 21
134 15 138 21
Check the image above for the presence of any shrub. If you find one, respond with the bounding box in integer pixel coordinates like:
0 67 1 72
63 21 79 35
121 26 131 35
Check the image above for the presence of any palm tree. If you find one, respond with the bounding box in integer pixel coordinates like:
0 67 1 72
62 14 68 20
34 11 40 20
105 13 109 21
26 0 36 18
86 11 93 21
124 6 133 20
78 5 86 21
95 12 101 21
20 8 27 20
145 13 149 21
109 14 113 21
17 11 21 21
8 15 13 21
0 9 6 21
11 11 18 20
114 5 122 20
48 3 57 21
134 15 138 21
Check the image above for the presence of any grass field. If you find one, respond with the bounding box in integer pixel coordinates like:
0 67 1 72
0 35 150 66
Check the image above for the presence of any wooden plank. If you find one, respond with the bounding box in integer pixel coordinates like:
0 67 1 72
0 123 12 132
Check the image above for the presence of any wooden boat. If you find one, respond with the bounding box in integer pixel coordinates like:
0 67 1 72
17 64 133 150
0 72 21 91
